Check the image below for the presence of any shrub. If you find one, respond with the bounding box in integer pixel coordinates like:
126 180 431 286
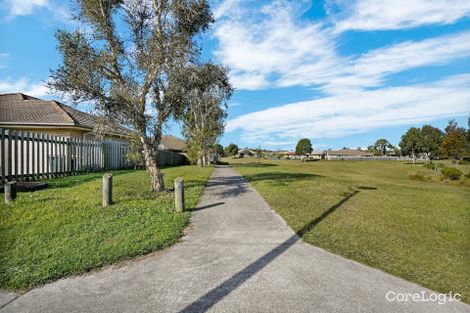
440 167 463 180
458 158 470 165
423 162 444 170
464 172 470 179
423 162 433 169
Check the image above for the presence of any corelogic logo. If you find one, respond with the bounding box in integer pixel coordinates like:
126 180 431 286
386 291 462 305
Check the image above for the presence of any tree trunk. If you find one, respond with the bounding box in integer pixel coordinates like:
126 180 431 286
202 153 207 166
412 147 415 164
141 138 165 191
206 151 211 165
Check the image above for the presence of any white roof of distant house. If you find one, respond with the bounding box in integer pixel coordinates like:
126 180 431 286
326 149 373 157
309 151 324 155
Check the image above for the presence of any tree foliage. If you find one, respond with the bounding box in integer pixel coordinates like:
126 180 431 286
180 63 233 166
48 0 215 191
213 144 224 156
224 143 238 156
399 127 421 163
295 138 313 155
419 125 443 159
371 138 394 156
440 120 467 161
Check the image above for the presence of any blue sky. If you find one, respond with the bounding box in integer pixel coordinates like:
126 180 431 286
1 0 469 151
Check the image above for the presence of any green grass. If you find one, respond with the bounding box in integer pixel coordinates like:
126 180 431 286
228 158 470 302
0 166 213 291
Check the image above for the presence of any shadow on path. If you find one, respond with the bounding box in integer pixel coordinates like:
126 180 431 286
191 202 225 212
207 171 320 199
180 186 371 313
207 176 250 199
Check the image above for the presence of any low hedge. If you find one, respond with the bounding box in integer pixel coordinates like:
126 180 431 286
440 167 463 180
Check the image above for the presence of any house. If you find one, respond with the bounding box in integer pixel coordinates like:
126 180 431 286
306 151 324 160
235 148 255 158
325 149 374 160
280 151 300 160
0 93 130 141
158 135 186 153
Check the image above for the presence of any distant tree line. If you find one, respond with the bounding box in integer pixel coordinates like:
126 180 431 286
367 118 470 163
220 117 470 163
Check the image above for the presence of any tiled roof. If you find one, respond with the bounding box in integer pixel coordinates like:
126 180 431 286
0 93 75 125
0 93 130 136
59 103 97 129
160 135 186 152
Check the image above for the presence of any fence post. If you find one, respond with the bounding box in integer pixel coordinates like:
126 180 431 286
7 129 12 182
1 129 5 183
174 177 184 212
102 173 112 207
4 181 17 204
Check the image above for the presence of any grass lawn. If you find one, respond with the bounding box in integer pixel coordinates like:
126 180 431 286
228 158 470 302
0 165 213 291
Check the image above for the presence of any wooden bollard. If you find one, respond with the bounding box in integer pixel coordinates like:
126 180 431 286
102 174 112 207
174 177 184 212
4 181 17 204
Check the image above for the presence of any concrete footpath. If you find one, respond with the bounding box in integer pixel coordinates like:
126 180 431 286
1 166 469 312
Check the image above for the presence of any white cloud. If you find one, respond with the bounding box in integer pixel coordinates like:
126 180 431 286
262 140 295 146
213 0 339 91
213 1 470 93
5 0 49 16
287 30 470 94
350 32 470 78
0 78 49 97
329 0 470 32
226 75 470 145
2 0 73 24
212 1 470 146
213 0 242 19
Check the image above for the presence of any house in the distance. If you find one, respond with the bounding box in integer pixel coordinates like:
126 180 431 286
158 135 186 154
307 151 324 160
0 93 130 141
325 149 374 160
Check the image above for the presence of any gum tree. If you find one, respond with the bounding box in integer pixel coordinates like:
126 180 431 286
419 125 443 159
295 138 313 155
372 138 394 156
440 120 467 161
179 63 233 166
399 127 421 163
48 0 214 191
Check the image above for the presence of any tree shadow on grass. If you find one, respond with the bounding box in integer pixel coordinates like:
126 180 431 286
243 172 322 184
179 186 376 313
231 162 278 168
46 170 136 189
183 180 211 189
206 172 322 198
